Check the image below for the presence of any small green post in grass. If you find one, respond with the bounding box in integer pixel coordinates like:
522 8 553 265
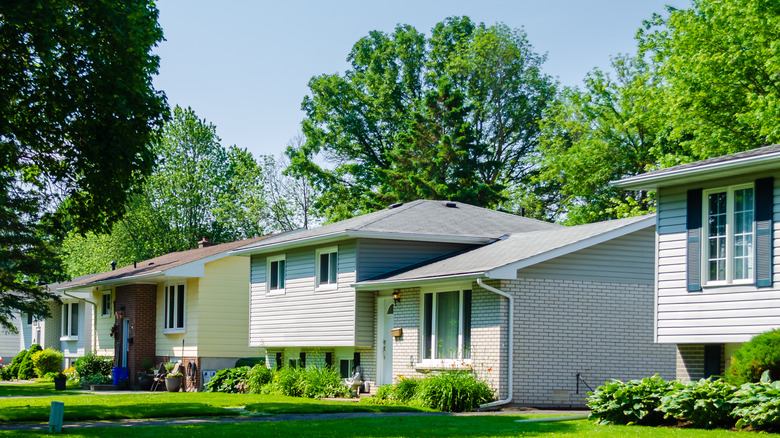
49 401 64 433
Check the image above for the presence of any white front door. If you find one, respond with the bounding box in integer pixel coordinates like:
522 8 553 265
377 298 394 385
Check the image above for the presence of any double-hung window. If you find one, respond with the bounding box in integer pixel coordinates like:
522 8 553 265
704 184 755 285
100 291 112 318
61 302 79 340
267 255 286 294
422 289 472 362
316 246 338 289
164 283 186 332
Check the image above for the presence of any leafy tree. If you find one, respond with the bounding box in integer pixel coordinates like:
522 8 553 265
0 0 167 332
266 137 321 231
639 0 780 156
62 107 275 277
290 17 555 220
526 56 678 223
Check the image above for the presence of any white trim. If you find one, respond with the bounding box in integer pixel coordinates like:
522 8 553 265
701 183 755 287
315 246 339 291
231 230 492 256
163 282 187 334
266 254 287 295
60 301 79 341
418 284 473 365
613 151 780 190
100 291 112 318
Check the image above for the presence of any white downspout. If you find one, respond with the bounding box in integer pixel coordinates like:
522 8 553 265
477 278 513 408
62 289 97 354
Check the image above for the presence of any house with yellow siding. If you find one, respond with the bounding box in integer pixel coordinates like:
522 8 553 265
63 236 271 390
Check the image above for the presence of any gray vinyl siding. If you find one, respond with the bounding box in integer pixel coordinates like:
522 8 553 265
0 314 24 359
656 172 780 344
517 227 655 284
354 290 376 346
249 241 359 347
356 239 472 281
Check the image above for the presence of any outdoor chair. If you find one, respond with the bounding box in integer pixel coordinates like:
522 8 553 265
149 363 167 392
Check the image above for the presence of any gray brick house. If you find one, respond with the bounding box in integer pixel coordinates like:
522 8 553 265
234 200 676 406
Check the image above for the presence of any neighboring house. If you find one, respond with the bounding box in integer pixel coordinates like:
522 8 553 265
0 280 92 367
234 199 676 406
62 236 270 389
614 144 780 381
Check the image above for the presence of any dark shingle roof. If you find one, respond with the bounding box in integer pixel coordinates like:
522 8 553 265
235 200 561 254
65 235 272 288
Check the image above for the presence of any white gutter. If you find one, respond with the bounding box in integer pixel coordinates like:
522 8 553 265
61 289 98 354
476 278 513 408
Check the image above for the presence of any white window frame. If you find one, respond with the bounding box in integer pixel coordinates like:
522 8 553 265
267 254 287 295
702 183 755 286
163 282 186 333
60 301 79 341
315 246 338 290
419 287 472 366
100 291 112 318
338 357 355 378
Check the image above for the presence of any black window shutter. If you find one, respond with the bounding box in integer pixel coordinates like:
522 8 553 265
325 352 333 368
275 352 282 369
756 177 774 287
687 188 703 291
353 352 361 367
299 352 306 368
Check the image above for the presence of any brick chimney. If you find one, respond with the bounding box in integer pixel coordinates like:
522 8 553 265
198 237 213 248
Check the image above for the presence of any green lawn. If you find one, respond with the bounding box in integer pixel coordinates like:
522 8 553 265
0 389 429 422
1 416 778 437
0 381 81 397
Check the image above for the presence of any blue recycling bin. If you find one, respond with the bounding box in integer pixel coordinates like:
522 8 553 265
112 367 128 385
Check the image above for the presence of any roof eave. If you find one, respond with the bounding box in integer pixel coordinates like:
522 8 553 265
353 273 484 290
232 231 491 256
612 152 780 190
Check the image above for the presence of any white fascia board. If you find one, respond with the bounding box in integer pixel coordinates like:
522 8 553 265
60 271 164 290
232 230 491 256
353 273 483 290
612 153 780 190
486 215 656 279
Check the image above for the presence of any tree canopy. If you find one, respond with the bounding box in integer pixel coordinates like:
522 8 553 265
0 0 167 332
289 16 555 221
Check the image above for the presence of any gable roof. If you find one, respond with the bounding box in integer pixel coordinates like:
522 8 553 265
232 200 561 255
62 235 272 290
353 214 655 289
614 144 780 190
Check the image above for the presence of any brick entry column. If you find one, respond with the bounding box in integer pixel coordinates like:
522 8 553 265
114 284 157 384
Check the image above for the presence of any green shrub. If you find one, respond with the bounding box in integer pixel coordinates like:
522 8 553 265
731 371 780 431
246 363 273 393
414 370 493 412
73 352 113 382
297 366 349 399
658 378 737 429
2 349 27 380
264 366 303 397
31 349 64 377
588 375 676 426
205 367 250 393
17 344 42 380
727 329 780 385
394 377 420 403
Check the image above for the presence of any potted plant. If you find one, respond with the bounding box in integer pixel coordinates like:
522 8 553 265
53 372 67 391
165 372 183 392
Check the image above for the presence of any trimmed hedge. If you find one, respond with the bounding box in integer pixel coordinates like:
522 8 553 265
726 329 780 386
31 349 64 377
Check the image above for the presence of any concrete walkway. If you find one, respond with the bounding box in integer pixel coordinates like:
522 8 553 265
0 408 590 431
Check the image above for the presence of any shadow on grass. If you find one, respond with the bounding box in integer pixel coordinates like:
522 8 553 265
244 401 431 415
0 402 230 423
0 382 82 397
14 416 579 438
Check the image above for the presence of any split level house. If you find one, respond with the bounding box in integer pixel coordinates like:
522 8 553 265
615 144 780 381
0 279 94 368
62 236 270 390
233 199 676 407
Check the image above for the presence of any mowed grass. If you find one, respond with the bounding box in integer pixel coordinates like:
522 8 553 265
0 381 81 397
0 389 429 422
1 416 778 438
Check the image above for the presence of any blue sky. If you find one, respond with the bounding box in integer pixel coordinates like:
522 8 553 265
152 1 690 159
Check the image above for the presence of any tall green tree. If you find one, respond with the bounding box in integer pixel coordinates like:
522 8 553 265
62 107 274 278
0 0 167 332
289 17 555 220
639 0 780 156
